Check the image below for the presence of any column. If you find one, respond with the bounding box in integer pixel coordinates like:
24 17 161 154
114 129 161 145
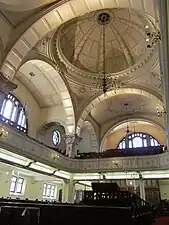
62 181 69 203
62 175 75 203
158 0 169 149
139 180 146 201
65 134 82 158
68 175 75 203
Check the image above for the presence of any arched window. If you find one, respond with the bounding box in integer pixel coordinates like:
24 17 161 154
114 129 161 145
118 132 160 149
0 93 28 133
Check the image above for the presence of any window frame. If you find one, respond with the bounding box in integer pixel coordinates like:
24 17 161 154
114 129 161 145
118 132 160 149
0 93 28 133
9 176 25 195
52 130 61 146
43 183 56 199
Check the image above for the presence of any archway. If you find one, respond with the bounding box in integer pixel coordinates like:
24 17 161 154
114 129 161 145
18 60 75 134
100 118 166 151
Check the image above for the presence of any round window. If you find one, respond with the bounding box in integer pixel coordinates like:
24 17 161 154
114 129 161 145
52 130 61 146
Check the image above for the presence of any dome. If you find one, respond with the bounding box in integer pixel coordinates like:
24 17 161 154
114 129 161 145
53 8 153 75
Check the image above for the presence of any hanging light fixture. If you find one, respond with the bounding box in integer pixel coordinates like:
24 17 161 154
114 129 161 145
92 12 123 95
145 19 161 48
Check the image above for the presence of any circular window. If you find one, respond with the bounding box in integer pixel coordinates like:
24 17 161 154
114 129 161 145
52 130 61 146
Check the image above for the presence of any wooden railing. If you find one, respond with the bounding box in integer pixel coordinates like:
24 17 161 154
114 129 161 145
0 197 153 225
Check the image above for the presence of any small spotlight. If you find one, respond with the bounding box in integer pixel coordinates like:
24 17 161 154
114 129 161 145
145 25 149 29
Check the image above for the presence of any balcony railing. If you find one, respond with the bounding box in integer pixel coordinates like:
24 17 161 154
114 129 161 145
76 146 164 159
0 124 169 172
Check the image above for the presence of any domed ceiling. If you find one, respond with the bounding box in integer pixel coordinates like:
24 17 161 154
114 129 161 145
52 8 153 77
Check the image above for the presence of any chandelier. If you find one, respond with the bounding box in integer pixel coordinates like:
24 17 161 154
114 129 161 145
92 13 123 94
145 22 161 48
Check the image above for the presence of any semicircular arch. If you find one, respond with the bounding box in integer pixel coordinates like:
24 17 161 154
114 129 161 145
100 117 165 151
19 59 75 134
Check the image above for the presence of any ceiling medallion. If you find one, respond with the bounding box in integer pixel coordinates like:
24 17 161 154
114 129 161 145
97 12 111 25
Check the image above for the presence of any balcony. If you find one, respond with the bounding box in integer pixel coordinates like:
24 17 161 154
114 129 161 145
0 124 169 172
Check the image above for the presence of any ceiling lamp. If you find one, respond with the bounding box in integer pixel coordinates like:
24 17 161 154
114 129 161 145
145 22 161 48
92 12 123 95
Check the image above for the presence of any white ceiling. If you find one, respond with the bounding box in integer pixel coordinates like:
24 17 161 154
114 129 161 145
91 94 160 124
17 61 62 108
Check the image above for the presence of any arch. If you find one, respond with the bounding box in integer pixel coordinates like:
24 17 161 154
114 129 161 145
19 59 75 134
38 120 66 135
76 88 163 134
1 0 157 80
100 118 165 151
82 121 98 151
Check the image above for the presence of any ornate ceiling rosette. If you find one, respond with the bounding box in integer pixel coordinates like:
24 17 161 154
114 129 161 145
51 8 159 88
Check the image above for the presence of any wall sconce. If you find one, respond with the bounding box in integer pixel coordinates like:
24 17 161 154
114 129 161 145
112 160 119 167
53 154 60 160
0 127 8 138
156 107 166 117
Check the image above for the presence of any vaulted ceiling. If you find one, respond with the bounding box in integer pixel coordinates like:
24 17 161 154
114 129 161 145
0 0 164 136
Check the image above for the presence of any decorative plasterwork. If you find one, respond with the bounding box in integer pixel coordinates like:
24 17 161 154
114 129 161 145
76 87 163 134
0 0 158 80
91 94 160 124
52 8 157 84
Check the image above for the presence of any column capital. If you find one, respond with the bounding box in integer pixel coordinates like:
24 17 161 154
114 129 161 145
0 72 17 93
64 134 82 158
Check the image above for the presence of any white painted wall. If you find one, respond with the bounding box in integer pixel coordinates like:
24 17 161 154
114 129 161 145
13 78 41 138
39 105 67 130
0 168 63 201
